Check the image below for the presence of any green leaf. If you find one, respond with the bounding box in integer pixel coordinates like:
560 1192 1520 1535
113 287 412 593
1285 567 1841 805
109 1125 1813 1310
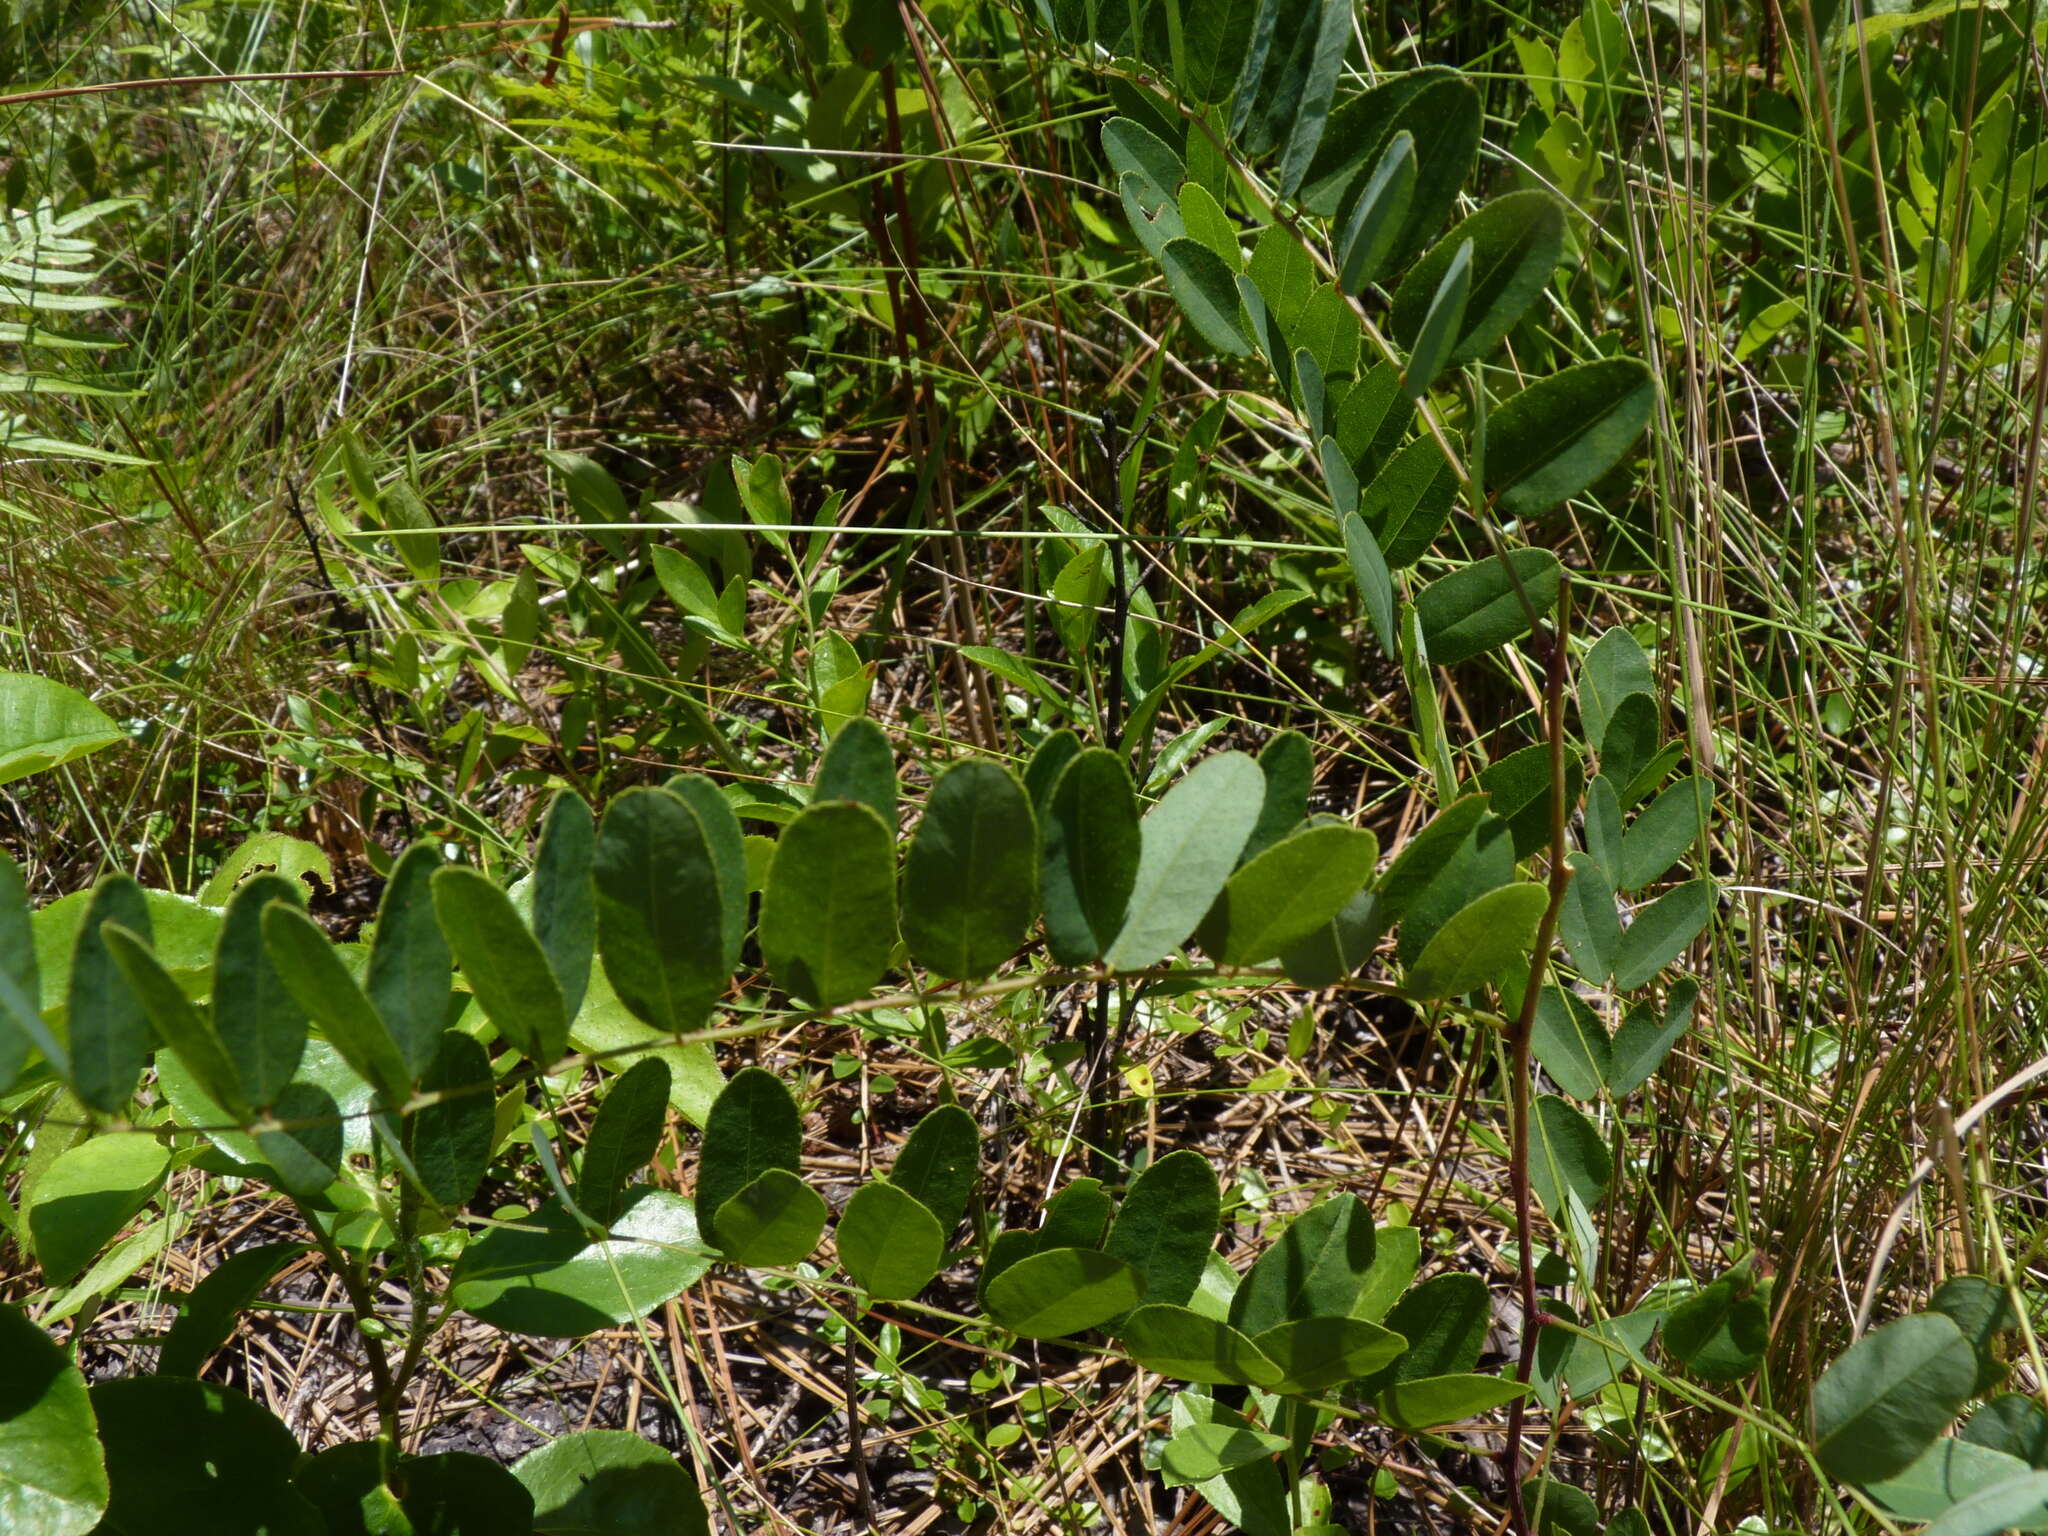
1118 1304 1282 1386
1664 1269 1769 1382
1414 549 1563 666
1360 437 1459 569
0 852 32 1093
1475 741 1584 861
1329 69 1483 267
1180 0 1261 102
1343 512 1397 657
891 1103 980 1235
1611 878 1712 989
1177 182 1241 267
1486 357 1657 517
1164 1389 1292 1529
838 1179 947 1299
1041 748 1141 965
1389 807 1516 966
1524 1477 1601 1536
1243 732 1314 862
99 924 243 1117
27 1132 169 1283
1597 695 1661 804
365 843 454 1083
1352 1225 1422 1323
399 1030 495 1209
1203 823 1379 966
196 832 332 909
713 1168 827 1268
575 1057 671 1227
1404 882 1547 1000
449 1189 714 1339
698 1068 801 1251
1039 1177 1113 1250
1378 1373 1530 1429
0 671 125 787
815 716 898 827
67 876 150 1114
1102 117 1185 210
1365 1272 1491 1390
902 761 1038 980
212 875 311 1110
1931 1275 2020 1397
659 774 749 978
1122 172 1186 261
513 1431 708 1536
1577 627 1654 752
759 801 898 1007
1391 192 1565 365
1962 1396 2048 1467
1023 729 1083 812
0 1301 107 1535
1337 130 1416 293
1158 1422 1287 1483
1921 1472 2048 1536
1105 1150 1221 1311
1530 1093 1609 1220
1869 1438 2044 1525
1105 752 1265 970
1400 238 1472 398
533 792 596 1022
1162 239 1254 355
1618 774 1711 891
1559 853 1621 984
434 866 569 1064
595 787 731 1032
1251 1316 1406 1394
261 903 413 1105
1230 1194 1377 1336
985 1248 1146 1339
88 1377 316 1536
157 1242 304 1379
1531 985 1611 1100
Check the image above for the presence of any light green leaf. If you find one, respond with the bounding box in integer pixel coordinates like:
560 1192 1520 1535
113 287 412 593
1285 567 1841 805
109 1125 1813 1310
838 1179 947 1299
1119 1304 1281 1386
1400 238 1472 397
0 672 125 787
1612 878 1712 989
1158 1422 1287 1483
713 1168 827 1268
513 1430 708 1536
1162 239 1254 355
0 1301 108 1536
1105 752 1265 970
26 1133 170 1285
985 1248 1146 1339
1404 882 1547 1000
1203 823 1379 966
434 866 568 1065
1251 1316 1407 1395
196 833 332 908
1378 1373 1530 1429
1230 1194 1377 1335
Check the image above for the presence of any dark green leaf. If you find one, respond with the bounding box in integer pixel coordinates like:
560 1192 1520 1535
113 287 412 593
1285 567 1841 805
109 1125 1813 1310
102 925 240 1115
157 1242 304 1379
1158 1422 1287 1482
1665 1269 1769 1382
1867 1438 2042 1526
1105 752 1265 969
1118 1304 1281 1386
1272 0 1352 197
1343 512 1396 656
1180 0 1261 102
514 1430 708 1536
434 866 568 1065
1327 69 1482 268
1404 882 1546 1000
533 793 596 1022
1278 885 1379 987
89 1377 315 1536
713 1169 827 1268
1391 192 1565 365
1023 729 1083 813
1361 437 1460 570
891 1103 980 1235
1530 1093 1609 1220
698 1067 801 1251
838 1179 946 1299
1962 1396 2048 1468
1039 1177 1113 1250
0 852 33 1095
1559 853 1621 984
1337 130 1415 293
1598 694 1662 803
1475 741 1584 861
262 903 412 1105
1358 1271 1489 1392
1203 824 1379 966
1577 627 1653 752
759 801 898 1007
1377 1373 1530 1429
1245 731 1314 862
67 876 150 1115
1230 1194 1377 1336
212 875 310 1110
1102 117 1184 209
1583 773 1623 879
659 774 748 982
575 1057 671 1227
1251 1316 1406 1394
1612 878 1712 989
1486 358 1657 518
1162 239 1254 355
984 1248 1146 1339
449 1189 714 1339
1400 238 1471 397
1811 1314 1979 1484
1606 978 1697 1094
1618 774 1711 891
1931 1276 2020 1397
400 1030 495 1209
902 761 1038 980
365 843 454 1082
0 1299 107 1535
1525 1477 1600 1536
595 787 730 1031
1920 1471 2048 1536
1531 985 1611 1100
815 716 898 827
1372 794 1497 940
1414 549 1563 667
1105 1150 1220 1311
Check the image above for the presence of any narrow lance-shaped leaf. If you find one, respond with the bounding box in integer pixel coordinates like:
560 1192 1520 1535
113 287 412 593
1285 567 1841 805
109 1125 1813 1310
1343 512 1397 658
99 923 245 1119
1337 130 1416 293
533 792 596 1022
1401 239 1473 398
366 843 454 1081
67 874 151 1114
433 865 570 1065
575 1057 672 1227
1161 239 1254 356
261 902 414 1105
1390 192 1567 366
211 874 310 1111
